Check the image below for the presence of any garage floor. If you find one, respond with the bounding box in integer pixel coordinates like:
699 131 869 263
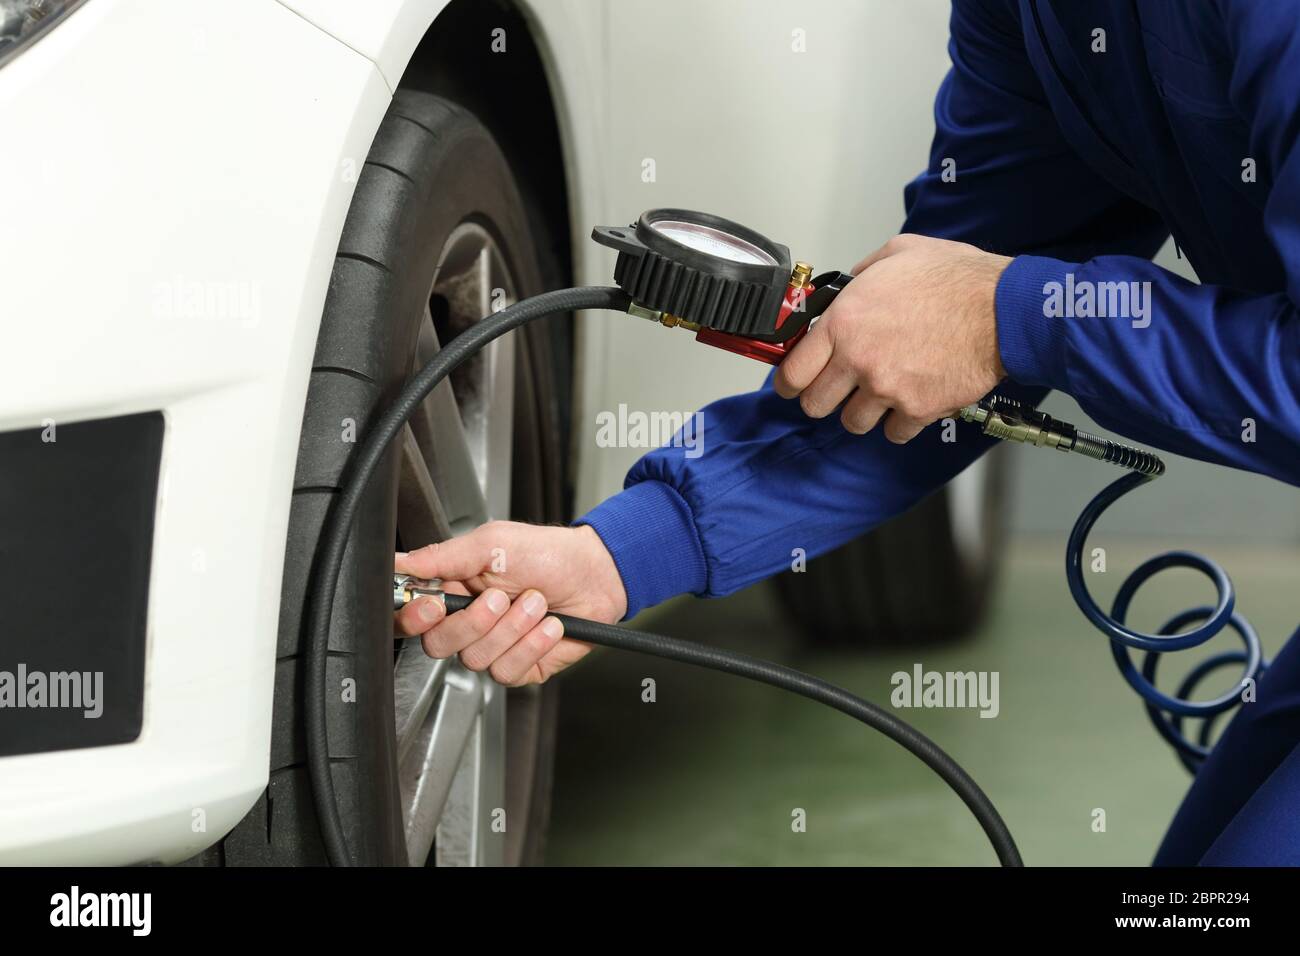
545 537 1298 865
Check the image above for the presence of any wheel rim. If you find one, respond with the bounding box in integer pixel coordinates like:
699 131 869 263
392 222 518 866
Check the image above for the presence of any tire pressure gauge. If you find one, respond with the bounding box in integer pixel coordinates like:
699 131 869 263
592 208 852 364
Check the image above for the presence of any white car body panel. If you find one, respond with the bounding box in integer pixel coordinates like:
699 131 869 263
0 0 951 862
0 0 389 863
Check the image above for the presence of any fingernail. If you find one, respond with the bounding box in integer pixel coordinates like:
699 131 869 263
418 599 441 624
523 591 545 616
485 589 509 615
395 551 408 558
542 617 563 640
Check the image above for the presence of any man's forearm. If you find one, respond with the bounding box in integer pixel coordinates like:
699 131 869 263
577 374 1045 619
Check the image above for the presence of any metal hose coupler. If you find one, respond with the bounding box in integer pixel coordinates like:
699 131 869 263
959 395 1165 478
393 574 444 611
958 395 1077 451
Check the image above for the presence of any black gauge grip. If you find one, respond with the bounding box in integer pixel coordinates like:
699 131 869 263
592 208 792 336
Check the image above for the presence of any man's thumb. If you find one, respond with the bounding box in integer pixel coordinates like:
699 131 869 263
395 533 488 581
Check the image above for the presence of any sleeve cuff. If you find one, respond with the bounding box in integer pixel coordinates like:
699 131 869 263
573 479 709 620
994 254 1074 389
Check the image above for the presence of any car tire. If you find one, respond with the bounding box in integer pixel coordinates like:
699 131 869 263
201 91 567 866
771 449 1010 645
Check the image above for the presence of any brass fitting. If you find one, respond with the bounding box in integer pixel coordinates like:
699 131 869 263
626 301 700 332
790 261 813 290
660 312 701 332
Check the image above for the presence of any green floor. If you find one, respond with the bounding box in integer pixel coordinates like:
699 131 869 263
546 537 1298 865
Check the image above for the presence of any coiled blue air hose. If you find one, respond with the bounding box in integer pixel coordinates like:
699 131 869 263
960 393 1271 771
1065 469 1268 773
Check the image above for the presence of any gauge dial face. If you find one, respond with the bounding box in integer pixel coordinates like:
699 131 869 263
647 219 778 266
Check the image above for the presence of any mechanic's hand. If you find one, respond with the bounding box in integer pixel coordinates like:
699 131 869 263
393 522 627 687
774 234 1012 443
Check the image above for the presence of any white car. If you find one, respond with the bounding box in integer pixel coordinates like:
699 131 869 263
0 0 1003 865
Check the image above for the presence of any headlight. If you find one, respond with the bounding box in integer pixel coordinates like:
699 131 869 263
0 0 87 69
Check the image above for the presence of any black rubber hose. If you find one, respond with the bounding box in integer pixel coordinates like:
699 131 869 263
305 285 1022 867
441 593 1023 867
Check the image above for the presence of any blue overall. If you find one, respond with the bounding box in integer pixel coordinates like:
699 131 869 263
578 0 1300 864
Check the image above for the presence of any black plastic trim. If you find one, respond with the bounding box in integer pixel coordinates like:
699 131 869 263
0 412 162 756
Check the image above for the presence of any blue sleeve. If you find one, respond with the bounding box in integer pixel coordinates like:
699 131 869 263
579 0 1166 619
994 0 1300 489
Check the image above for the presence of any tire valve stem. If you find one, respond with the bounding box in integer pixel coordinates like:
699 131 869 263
958 395 1165 478
393 573 444 611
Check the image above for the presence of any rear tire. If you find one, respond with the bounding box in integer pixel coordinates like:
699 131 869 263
211 92 566 865
771 449 1010 645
